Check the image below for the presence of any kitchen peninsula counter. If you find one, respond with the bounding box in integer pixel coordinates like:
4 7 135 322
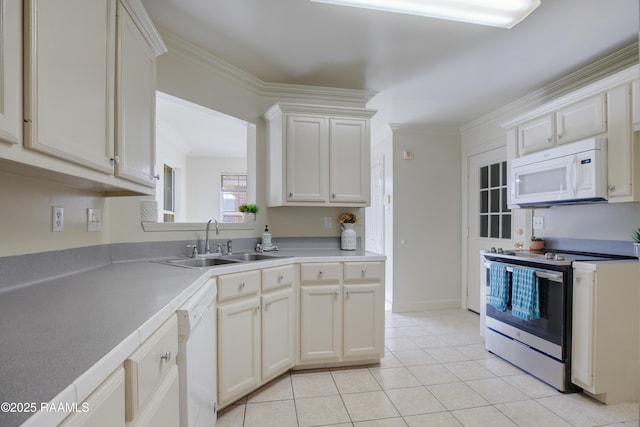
0 249 384 427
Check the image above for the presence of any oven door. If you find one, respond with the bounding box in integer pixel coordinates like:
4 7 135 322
484 261 567 359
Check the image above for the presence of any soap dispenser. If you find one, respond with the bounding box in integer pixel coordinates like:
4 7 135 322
261 225 272 247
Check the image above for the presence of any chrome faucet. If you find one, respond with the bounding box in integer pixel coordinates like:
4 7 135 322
205 218 219 254
226 240 232 255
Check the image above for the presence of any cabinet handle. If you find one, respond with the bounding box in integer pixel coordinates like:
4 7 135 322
608 184 616 192
160 351 172 363
278 275 284 282
110 156 120 164
239 282 246 291
289 192 293 197
153 174 160 180
332 193 336 198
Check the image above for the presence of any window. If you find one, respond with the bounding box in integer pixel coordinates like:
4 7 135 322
479 161 511 239
163 164 175 222
221 174 247 223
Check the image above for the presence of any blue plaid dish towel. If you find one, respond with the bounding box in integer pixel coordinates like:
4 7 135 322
488 263 509 311
511 266 540 321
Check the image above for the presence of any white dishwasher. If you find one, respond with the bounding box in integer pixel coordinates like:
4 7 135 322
177 278 217 427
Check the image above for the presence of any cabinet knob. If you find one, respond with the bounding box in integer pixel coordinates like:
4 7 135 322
546 137 552 143
153 174 160 180
255 305 261 312
318 270 323 277
608 184 616 192
574 276 580 282
239 282 246 291
289 192 293 197
334 291 339 297
332 193 336 198
346 290 351 296
278 275 284 282
160 351 172 363
110 156 120 164
557 134 563 139
266 301 272 309
361 269 366 276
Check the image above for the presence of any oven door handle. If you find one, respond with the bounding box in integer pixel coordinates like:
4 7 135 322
484 261 564 283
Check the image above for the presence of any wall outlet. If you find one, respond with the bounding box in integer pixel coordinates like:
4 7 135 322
87 208 101 232
324 216 332 229
533 216 544 230
52 206 64 232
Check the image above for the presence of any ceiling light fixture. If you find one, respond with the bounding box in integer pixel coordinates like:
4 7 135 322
310 0 541 28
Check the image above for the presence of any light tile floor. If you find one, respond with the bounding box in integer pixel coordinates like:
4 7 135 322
216 309 639 427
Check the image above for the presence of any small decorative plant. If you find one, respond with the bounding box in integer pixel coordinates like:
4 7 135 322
338 211 358 224
238 204 259 214
529 235 544 251
633 227 640 243
531 236 544 242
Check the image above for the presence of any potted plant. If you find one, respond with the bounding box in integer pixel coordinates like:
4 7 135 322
633 227 640 259
238 203 259 222
530 236 544 251
338 211 358 250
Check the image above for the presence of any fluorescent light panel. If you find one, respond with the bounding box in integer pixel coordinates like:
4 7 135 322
310 0 541 28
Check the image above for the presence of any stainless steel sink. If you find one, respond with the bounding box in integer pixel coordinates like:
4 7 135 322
224 252 289 261
162 257 241 268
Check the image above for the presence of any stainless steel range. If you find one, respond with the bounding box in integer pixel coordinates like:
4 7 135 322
481 248 634 392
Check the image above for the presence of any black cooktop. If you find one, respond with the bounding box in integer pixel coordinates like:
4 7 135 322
483 248 636 266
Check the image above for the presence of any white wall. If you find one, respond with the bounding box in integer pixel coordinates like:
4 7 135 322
390 126 462 312
185 156 246 222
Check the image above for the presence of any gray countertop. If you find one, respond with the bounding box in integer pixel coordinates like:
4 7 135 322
1 250 384 427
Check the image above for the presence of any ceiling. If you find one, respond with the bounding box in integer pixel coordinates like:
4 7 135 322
142 0 639 127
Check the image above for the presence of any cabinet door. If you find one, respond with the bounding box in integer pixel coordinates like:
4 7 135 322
24 0 115 173
329 118 369 204
262 288 294 381
218 297 261 407
606 84 635 201
60 368 125 427
571 268 595 390
0 0 22 145
517 114 554 155
285 114 328 202
115 2 156 187
555 94 606 145
343 283 383 359
128 365 179 427
300 285 341 362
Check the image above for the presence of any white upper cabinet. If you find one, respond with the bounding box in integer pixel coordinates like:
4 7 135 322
24 0 116 173
516 94 606 156
116 0 158 187
20 0 165 195
632 79 640 128
0 0 23 145
264 103 376 207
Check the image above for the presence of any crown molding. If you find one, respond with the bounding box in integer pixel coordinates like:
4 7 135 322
121 0 167 56
460 41 639 133
158 28 377 106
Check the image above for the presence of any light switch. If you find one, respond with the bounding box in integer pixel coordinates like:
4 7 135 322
87 208 101 232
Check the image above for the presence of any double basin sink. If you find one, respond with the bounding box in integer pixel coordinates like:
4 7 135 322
159 252 289 269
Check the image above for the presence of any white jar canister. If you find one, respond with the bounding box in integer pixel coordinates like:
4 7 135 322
341 223 357 250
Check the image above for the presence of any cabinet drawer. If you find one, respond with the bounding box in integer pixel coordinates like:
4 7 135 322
218 270 260 302
300 262 341 283
344 262 384 282
125 314 178 422
262 264 295 292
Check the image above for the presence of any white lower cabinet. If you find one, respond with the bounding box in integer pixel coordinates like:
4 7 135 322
262 287 295 381
299 261 384 365
60 368 125 427
572 263 639 404
217 295 261 407
125 314 179 426
300 284 342 362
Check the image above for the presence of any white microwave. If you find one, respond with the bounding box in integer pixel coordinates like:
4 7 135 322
510 138 607 207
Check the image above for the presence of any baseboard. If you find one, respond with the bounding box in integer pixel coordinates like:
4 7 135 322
391 298 461 313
